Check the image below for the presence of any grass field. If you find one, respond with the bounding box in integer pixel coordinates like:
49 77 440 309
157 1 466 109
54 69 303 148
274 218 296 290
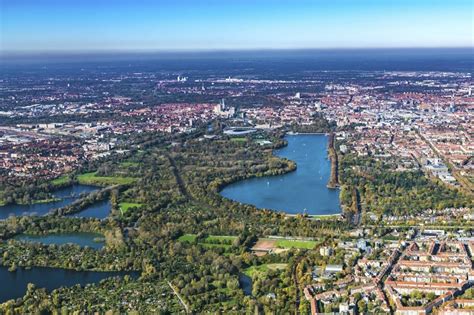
276 240 316 249
178 234 237 248
178 234 198 242
274 239 317 249
119 202 143 214
51 175 71 186
77 172 137 186
244 263 287 277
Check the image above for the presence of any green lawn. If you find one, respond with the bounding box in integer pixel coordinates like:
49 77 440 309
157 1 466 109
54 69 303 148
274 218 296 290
119 202 143 214
178 234 198 242
244 263 287 277
275 239 317 249
51 175 71 186
77 172 137 186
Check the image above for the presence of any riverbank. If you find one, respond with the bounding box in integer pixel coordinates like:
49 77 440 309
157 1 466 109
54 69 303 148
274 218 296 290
327 132 339 189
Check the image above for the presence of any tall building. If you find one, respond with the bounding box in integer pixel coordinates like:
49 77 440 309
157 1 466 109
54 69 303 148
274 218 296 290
214 98 235 118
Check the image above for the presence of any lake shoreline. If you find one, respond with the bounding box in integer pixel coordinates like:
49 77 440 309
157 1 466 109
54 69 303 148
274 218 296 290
220 134 341 215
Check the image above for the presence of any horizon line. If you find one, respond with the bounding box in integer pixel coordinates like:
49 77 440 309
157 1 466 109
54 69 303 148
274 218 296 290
2 46 473 57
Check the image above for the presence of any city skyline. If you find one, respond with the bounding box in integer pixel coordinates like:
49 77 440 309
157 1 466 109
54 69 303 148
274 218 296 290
1 0 473 52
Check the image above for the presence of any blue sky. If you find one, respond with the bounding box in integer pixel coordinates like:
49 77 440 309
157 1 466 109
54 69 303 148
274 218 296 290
1 0 473 51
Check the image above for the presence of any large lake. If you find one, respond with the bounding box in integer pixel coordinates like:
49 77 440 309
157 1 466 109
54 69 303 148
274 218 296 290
221 134 341 215
0 266 136 302
0 184 110 220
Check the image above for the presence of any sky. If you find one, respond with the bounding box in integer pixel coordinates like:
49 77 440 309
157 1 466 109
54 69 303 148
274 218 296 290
1 0 473 52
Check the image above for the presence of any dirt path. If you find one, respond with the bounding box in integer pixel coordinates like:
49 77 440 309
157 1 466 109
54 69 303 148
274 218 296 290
168 281 190 313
